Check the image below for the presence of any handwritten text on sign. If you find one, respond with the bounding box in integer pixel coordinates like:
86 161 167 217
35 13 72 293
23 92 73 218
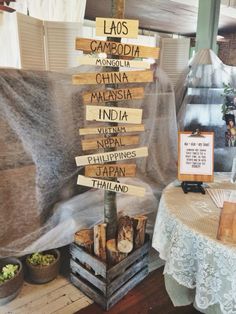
86 105 142 124
85 164 136 177
179 134 213 176
75 147 148 166
78 56 150 69
73 70 153 85
79 124 145 136
83 87 144 105
82 135 139 151
96 18 139 38
75 38 160 59
77 175 145 197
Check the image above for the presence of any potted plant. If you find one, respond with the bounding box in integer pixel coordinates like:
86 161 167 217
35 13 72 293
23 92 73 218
222 83 236 120
0 257 24 305
25 249 60 284
222 83 236 147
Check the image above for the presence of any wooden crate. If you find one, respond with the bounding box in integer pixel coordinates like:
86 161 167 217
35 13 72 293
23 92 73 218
70 235 150 310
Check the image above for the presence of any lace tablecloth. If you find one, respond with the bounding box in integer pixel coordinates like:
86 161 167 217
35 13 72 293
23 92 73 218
152 173 236 314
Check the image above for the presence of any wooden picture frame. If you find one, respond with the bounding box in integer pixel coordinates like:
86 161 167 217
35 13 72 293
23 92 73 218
178 131 214 183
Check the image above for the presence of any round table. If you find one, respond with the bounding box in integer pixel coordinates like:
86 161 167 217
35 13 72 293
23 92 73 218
152 173 236 314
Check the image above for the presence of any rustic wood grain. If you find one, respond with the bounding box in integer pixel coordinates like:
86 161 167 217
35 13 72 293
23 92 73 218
75 147 148 166
95 18 139 38
75 266 200 314
73 70 153 85
85 105 143 124
85 164 136 178
82 87 144 105
75 38 160 59
117 216 134 253
94 223 107 262
78 56 150 69
81 135 139 151
79 124 145 136
217 202 236 243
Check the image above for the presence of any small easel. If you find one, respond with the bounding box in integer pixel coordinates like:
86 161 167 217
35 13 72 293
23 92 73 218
178 130 214 194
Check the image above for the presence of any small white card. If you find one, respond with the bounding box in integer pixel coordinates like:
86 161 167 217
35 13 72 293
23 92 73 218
179 133 214 176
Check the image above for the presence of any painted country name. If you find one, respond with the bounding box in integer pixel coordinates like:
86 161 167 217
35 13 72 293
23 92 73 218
72 70 153 85
86 105 142 124
83 87 144 104
79 124 145 135
85 164 136 177
78 56 150 69
81 135 139 150
96 17 139 38
77 175 145 197
75 38 160 59
75 147 148 166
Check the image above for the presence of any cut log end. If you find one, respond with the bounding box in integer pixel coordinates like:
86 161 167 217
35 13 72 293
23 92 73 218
117 240 133 253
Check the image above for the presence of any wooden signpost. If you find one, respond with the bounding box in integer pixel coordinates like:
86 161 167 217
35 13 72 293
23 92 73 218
71 1 159 309
81 135 139 151
86 105 143 124
95 17 139 38
85 164 136 178
79 124 145 136
75 38 160 59
82 87 144 104
73 70 153 85
78 56 150 69
77 175 145 197
75 147 148 166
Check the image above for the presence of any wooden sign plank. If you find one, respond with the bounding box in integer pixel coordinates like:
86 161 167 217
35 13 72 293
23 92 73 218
78 56 150 69
217 202 236 243
96 17 139 38
85 164 136 177
79 124 145 136
77 175 145 197
75 38 160 59
178 131 214 183
83 87 144 105
86 105 142 124
72 70 153 85
81 135 139 151
75 147 148 166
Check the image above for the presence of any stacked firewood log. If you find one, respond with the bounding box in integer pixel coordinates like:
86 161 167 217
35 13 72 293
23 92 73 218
74 215 147 266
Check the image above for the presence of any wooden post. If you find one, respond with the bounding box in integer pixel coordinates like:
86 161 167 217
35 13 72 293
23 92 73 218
94 223 107 262
117 215 134 253
133 215 148 249
104 0 125 240
107 239 127 266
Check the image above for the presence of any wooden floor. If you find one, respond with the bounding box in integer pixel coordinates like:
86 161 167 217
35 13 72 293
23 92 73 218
1 275 93 314
76 267 200 314
0 248 200 314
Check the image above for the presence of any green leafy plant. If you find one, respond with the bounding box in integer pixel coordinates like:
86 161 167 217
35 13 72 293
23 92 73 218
222 83 236 120
27 252 56 267
0 264 19 284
